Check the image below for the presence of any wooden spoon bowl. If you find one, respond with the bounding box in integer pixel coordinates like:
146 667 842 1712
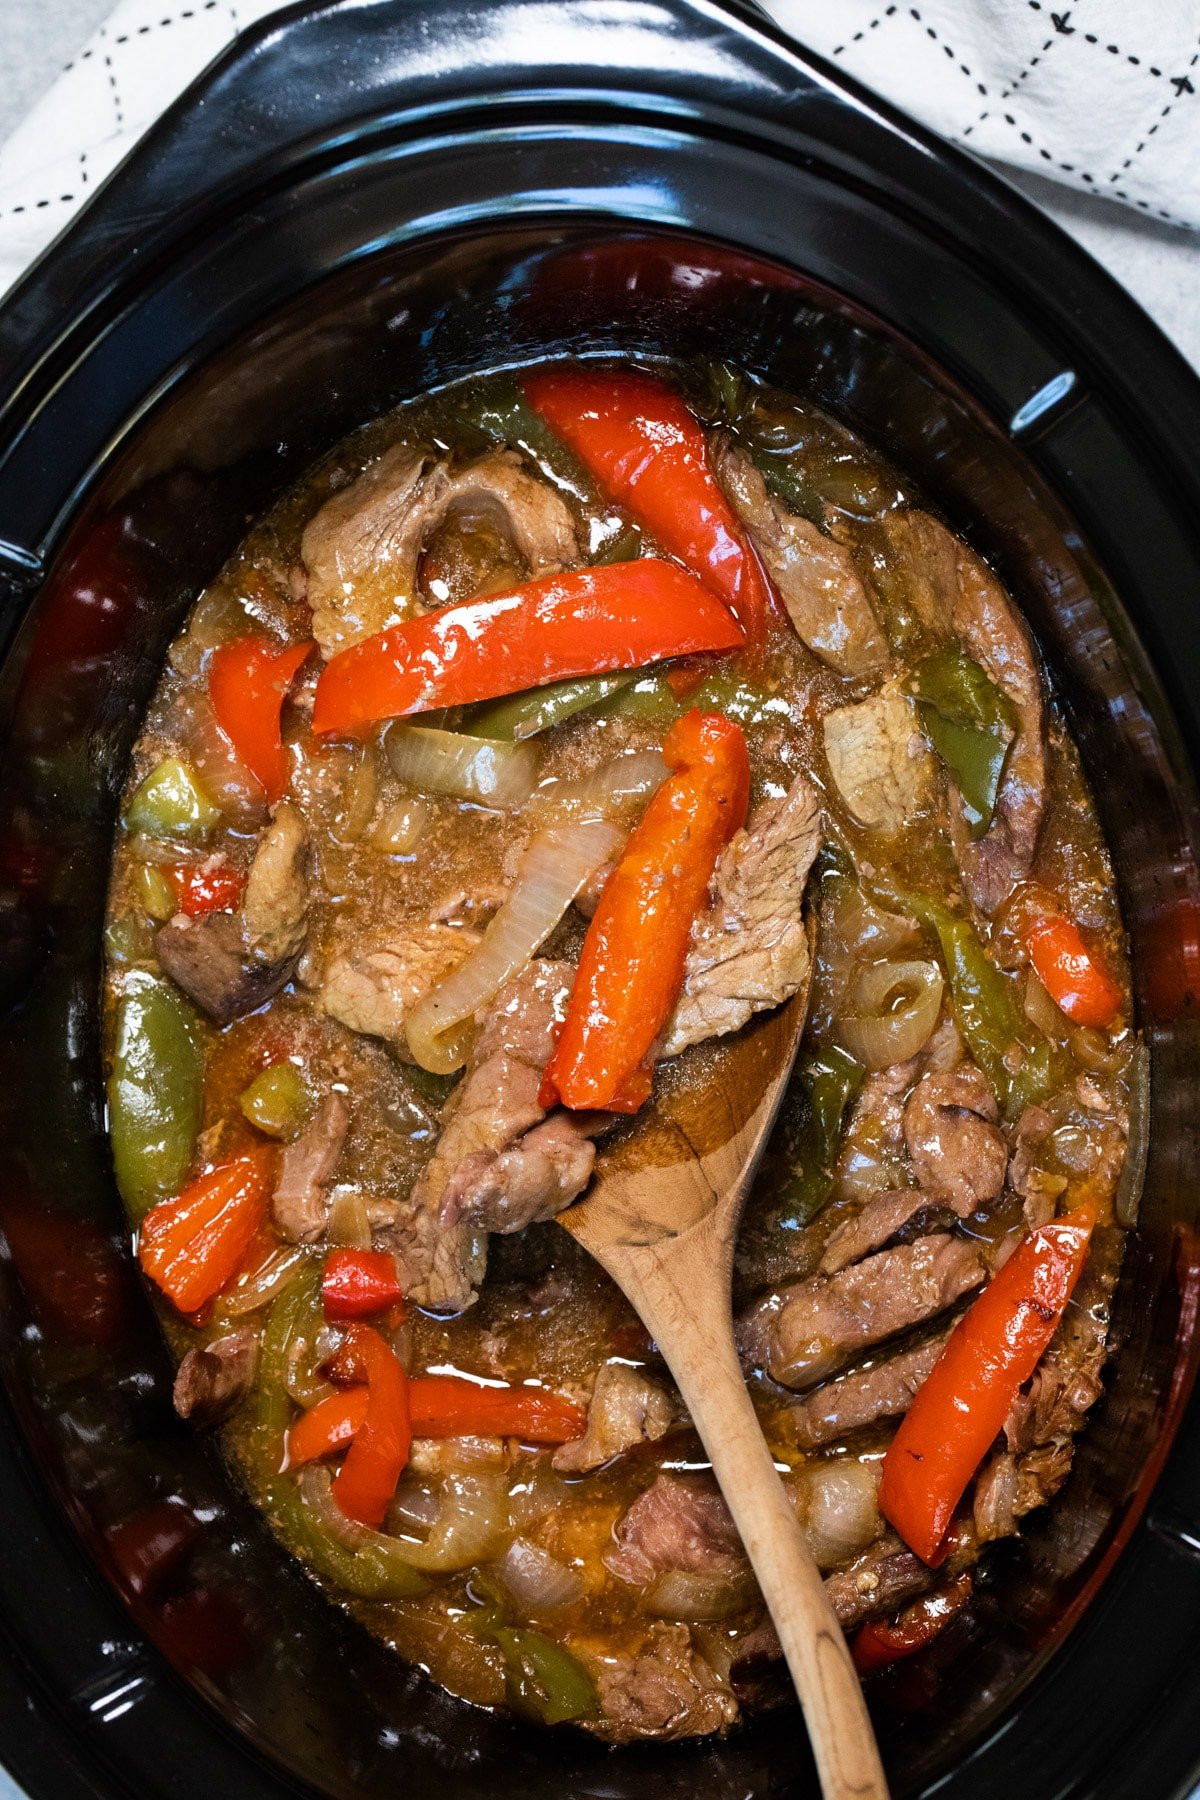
561 978 890 1800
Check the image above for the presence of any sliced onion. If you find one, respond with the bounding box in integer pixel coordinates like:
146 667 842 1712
790 1459 882 1571
326 1185 372 1249
215 1244 307 1318
405 820 624 1073
301 1466 511 1572
835 959 943 1069
1024 968 1066 1042
530 750 667 824
1115 1039 1149 1227
164 687 266 825
509 1465 573 1531
371 797 429 855
385 723 538 811
333 747 379 844
645 1566 758 1622
387 1476 441 1530
497 1537 585 1611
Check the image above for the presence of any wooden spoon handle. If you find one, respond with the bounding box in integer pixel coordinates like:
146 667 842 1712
617 1226 890 1800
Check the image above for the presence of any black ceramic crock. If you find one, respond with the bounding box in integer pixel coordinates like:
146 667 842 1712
1 2 1199 1795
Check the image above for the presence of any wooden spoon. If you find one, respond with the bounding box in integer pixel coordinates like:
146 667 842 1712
560 976 890 1800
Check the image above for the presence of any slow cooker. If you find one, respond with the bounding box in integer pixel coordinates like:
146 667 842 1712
1 1 1199 1794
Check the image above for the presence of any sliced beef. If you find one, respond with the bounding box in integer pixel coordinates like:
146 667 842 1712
822 1534 932 1632
739 1233 985 1390
1005 1239 1118 1452
156 805 309 1023
241 804 309 964
832 1058 917 1203
711 435 887 678
272 1092 350 1242
585 1623 739 1743
883 510 1046 912
820 1185 938 1275
553 1362 677 1473
1008 1104 1066 1228
779 1331 950 1451
320 922 482 1057
375 959 587 1311
441 1109 604 1235
605 1473 744 1586
822 686 934 835
902 1063 1007 1214
662 773 822 1056
300 444 579 659
974 1440 1075 1543
173 1328 258 1426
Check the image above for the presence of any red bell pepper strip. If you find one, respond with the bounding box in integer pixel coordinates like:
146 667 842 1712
543 709 750 1113
522 367 778 642
322 1249 406 1321
1025 913 1122 1029
138 1153 273 1316
326 1324 411 1527
311 560 743 738
209 635 311 802
407 1377 586 1443
165 862 246 918
288 1376 586 1467
288 1385 370 1466
879 1205 1096 1566
851 1575 973 1676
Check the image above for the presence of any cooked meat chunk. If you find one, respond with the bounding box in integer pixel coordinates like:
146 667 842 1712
605 1474 744 1586
320 922 481 1057
585 1623 739 1743
711 435 887 677
241 805 310 964
173 1328 258 1426
1008 1104 1066 1228
662 773 821 1056
442 1109 603 1235
832 1057 917 1203
375 960 584 1311
739 1233 985 1390
820 1184 937 1275
1005 1239 1118 1452
822 1535 932 1631
155 806 310 1023
779 1332 950 1451
272 1092 350 1241
902 1063 1007 1213
883 509 1046 912
974 1440 1075 1543
553 1362 677 1473
823 686 934 834
300 444 580 659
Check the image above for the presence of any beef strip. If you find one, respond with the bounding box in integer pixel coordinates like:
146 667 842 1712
155 805 309 1022
374 960 591 1311
710 434 887 677
300 444 580 659
604 1473 745 1587
822 1535 933 1632
662 773 822 1056
974 1440 1075 1543
173 1328 258 1426
902 1063 1007 1213
822 685 935 835
778 1331 951 1451
739 1233 985 1390
820 1185 935 1275
553 1362 677 1473
320 922 482 1058
883 509 1046 912
584 1622 739 1743
272 1092 350 1241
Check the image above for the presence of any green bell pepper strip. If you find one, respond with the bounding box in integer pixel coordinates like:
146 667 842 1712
908 649 1018 838
590 522 643 566
466 672 635 741
107 973 203 1220
253 1270 428 1600
449 377 599 503
901 890 1055 1116
598 672 684 728
240 1063 311 1140
686 668 775 726
781 1045 865 1229
492 1626 599 1725
124 756 221 838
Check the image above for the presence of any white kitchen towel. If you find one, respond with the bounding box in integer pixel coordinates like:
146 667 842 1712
0 0 1198 301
